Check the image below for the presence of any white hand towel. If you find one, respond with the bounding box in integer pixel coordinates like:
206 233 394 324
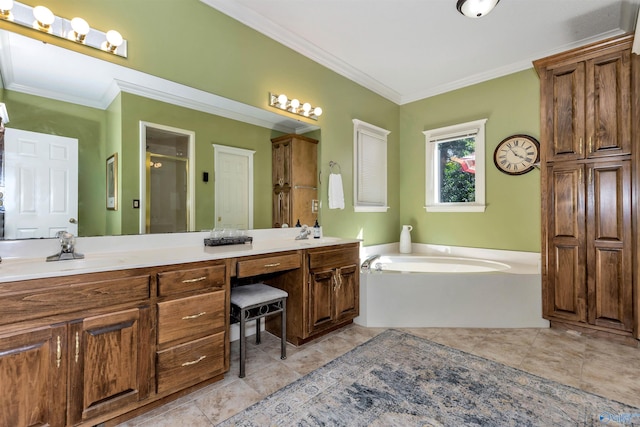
328 173 345 210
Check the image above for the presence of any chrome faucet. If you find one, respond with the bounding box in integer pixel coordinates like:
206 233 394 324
46 231 84 261
295 225 311 240
361 254 381 271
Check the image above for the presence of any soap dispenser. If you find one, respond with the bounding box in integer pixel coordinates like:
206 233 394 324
313 219 321 239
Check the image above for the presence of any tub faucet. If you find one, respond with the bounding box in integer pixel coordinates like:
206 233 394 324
295 225 311 240
46 231 85 262
361 254 381 271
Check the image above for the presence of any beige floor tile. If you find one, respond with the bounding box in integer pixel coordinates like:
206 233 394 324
241 359 302 396
280 346 335 376
135 403 212 427
194 379 262 425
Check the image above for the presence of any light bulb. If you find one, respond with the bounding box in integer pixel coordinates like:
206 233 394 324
302 102 311 113
70 17 90 42
290 99 300 110
33 5 54 31
0 0 13 18
102 29 123 53
313 107 323 117
277 94 288 108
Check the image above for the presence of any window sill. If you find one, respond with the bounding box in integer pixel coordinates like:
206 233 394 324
354 206 390 213
424 204 486 213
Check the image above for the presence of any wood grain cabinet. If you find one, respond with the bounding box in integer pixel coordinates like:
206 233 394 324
535 34 639 340
266 243 360 345
271 134 318 228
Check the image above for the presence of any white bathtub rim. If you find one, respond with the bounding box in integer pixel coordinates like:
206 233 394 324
360 243 540 275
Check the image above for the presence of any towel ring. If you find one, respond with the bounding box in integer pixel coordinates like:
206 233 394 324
329 161 341 174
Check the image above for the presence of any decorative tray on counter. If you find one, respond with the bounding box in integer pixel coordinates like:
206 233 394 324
204 236 253 247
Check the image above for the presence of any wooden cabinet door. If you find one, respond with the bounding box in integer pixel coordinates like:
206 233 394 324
585 50 631 159
544 62 585 162
273 188 291 228
308 269 334 333
272 140 291 187
0 324 67 427
334 265 359 322
545 162 587 322
68 306 152 425
586 160 633 331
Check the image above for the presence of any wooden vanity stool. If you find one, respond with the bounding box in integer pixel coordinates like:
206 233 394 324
230 283 288 378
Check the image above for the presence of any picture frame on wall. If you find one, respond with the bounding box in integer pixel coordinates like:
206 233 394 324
106 153 118 210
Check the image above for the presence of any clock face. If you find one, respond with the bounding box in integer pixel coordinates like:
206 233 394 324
493 135 540 175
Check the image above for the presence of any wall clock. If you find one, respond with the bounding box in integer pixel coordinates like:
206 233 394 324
493 134 540 175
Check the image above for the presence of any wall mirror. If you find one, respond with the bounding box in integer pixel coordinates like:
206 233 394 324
0 28 320 240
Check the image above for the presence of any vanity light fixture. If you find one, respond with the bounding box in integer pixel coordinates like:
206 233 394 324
456 0 500 18
269 92 323 120
0 1 128 57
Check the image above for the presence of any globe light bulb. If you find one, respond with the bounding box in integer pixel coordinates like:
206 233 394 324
70 17 90 42
33 5 54 31
277 94 288 108
313 107 323 117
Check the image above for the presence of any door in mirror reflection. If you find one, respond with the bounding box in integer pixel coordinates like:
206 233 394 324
4 129 78 239
143 124 194 234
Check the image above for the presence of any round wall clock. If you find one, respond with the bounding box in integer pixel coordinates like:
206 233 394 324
493 134 540 175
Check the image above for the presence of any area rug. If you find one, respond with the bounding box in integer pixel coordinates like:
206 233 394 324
218 329 639 426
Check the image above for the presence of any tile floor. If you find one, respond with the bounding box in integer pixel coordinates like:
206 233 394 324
118 324 640 426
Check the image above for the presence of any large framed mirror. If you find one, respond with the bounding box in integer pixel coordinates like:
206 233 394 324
0 28 320 240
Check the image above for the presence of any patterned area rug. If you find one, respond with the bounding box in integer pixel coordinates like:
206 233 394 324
219 329 639 426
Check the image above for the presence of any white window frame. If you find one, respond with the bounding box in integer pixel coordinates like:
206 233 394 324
423 118 487 213
353 119 390 212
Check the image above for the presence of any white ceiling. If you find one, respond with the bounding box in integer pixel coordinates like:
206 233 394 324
202 0 640 105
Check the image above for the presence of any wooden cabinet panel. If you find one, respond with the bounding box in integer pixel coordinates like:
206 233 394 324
272 140 291 187
586 50 631 158
308 244 359 270
68 306 152 425
273 188 291 228
334 265 359 321
548 244 585 321
236 252 301 278
156 332 225 394
309 269 334 331
0 325 67 427
157 264 225 296
157 291 225 348
547 62 585 161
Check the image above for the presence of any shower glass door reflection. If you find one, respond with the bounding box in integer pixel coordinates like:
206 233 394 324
146 153 188 233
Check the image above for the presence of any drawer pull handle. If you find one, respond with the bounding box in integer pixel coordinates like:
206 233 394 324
182 276 207 283
182 355 206 367
264 263 281 268
182 311 206 320
56 336 62 368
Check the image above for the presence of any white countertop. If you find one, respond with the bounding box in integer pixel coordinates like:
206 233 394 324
0 229 360 283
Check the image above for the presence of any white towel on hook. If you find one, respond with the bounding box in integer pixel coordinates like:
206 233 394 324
328 173 345 210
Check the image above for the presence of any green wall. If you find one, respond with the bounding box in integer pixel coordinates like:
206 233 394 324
400 69 541 252
2 0 545 252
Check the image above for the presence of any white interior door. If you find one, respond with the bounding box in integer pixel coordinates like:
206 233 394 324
4 129 78 239
213 144 254 230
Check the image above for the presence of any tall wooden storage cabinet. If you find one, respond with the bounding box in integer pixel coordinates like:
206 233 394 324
271 134 318 228
534 34 639 340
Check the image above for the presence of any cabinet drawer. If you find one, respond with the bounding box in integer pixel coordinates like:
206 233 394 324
308 244 359 270
157 264 226 296
236 253 300 278
0 275 151 325
156 332 225 394
157 291 225 348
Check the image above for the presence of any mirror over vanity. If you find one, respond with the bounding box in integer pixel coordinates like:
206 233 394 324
0 28 321 240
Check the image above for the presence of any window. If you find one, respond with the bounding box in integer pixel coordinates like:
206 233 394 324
423 119 487 212
353 119 390 212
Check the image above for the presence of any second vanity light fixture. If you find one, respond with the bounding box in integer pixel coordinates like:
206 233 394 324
0 0 127 57
269 93 323 120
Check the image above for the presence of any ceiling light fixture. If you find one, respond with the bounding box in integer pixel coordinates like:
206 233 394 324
456 0 500 18
269 93 323 120
1 1 127 57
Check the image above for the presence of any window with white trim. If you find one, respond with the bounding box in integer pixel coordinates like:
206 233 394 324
423 119 487 213
353 119 390 212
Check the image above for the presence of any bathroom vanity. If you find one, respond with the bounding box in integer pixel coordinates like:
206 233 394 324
0 231 360 427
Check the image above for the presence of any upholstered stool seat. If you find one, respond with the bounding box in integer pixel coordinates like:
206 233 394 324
230 283 288 378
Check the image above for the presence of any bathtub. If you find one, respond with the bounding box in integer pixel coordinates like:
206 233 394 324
355 245 549 329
